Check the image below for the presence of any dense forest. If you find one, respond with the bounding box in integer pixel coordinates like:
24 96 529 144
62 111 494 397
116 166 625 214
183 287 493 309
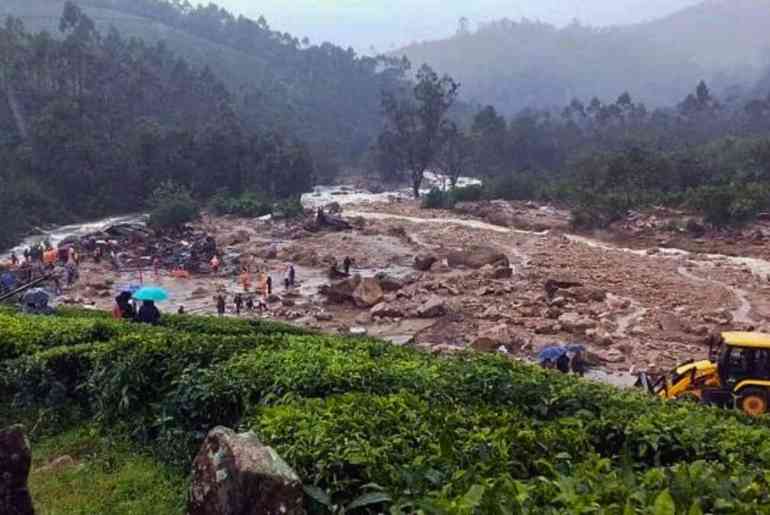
405 77 770 228
397 0 770 113
0 4 320 249
0 0 419 249
6 0 412 178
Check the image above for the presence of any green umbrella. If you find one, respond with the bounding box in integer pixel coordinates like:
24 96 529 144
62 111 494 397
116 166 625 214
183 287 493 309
132 286 169 302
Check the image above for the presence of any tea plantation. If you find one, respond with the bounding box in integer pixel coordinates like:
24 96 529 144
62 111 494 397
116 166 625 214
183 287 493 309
2 307 770 514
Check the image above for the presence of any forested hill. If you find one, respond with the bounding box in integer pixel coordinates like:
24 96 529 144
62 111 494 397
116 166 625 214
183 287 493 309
3 0 409 173
0 3 331 249
396 0 770 113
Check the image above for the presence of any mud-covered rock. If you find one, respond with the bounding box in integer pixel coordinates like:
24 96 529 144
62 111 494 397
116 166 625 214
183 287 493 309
417 296 447 318
0 425 34 515
353 277 385 308
447 246 509 269
320 275 361 304
188 426 304 515
371 302 404 319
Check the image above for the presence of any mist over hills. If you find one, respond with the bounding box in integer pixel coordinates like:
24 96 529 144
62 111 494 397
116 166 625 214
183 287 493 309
396 0 770 113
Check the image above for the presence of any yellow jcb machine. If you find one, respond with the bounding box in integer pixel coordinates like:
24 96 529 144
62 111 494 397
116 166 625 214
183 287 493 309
637 332 770 416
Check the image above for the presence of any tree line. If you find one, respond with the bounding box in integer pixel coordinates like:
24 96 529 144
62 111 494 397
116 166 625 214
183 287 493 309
0 4 315 248
374 73 770 228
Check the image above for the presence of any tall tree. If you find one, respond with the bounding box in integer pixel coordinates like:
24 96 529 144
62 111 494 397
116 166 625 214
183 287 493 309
379 64 459 197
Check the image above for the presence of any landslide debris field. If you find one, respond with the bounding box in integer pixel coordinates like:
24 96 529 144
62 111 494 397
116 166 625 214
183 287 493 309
57 195 770 376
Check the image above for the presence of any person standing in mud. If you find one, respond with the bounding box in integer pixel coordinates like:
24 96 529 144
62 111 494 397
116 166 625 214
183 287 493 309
216 294 226 316
343 256 353 275
234 293 243 315
288 263 296 287
266 274 272 295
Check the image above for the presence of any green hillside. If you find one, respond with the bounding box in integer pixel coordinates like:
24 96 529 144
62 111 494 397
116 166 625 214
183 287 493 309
3 307 770 513
1 0 271 92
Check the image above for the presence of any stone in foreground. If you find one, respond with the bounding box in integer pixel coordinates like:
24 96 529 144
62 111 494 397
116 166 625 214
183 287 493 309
188 426 305 515
0 425 34 515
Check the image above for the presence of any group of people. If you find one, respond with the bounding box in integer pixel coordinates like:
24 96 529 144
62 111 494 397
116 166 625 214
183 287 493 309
113 292 161 325
4 241 82 295
215 292 267 317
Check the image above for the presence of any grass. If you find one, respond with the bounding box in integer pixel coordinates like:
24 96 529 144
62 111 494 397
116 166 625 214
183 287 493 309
3 405 186 515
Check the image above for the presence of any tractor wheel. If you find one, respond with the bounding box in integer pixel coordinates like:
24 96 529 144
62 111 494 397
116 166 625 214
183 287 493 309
739 388 769 417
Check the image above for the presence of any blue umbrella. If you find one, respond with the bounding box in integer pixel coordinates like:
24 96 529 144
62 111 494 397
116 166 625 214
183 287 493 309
132 286 169 302
538 345 567 363
566 344 586 353
1 272 16 290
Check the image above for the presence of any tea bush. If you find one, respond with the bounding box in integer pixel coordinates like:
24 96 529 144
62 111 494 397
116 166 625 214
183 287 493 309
4 309 770 513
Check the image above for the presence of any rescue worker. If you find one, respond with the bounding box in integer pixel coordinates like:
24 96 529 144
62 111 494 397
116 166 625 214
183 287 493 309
234 293 243 315
216 294 226 316
343 256 353 275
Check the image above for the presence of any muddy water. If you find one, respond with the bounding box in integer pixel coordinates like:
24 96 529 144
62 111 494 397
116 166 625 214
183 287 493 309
3 213 146 259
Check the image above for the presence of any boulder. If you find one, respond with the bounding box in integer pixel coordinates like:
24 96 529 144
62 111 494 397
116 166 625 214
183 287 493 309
352 277 385 308
417 296 447 318
0 425 34 515
558 312 597 333
375 273 405 292
188 426 304 515
586 328 614 347
446 246 509 269
320 275 362 304
471 324 511 353
371 302 404 319
414 255 438 271
315 312 334 322
544 278 583 298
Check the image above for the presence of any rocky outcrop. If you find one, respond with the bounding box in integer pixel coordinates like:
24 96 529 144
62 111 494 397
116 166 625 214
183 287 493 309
188 426 304 515
446 246 509 269
0 425 34 515
353 277 385 308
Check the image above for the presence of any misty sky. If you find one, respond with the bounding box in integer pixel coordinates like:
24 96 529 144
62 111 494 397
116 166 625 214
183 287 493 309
215 0 702 52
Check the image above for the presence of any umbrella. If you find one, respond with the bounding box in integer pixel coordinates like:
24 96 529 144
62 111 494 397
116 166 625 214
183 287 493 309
132 286 169 302
538 345 567 363
566 344 586 353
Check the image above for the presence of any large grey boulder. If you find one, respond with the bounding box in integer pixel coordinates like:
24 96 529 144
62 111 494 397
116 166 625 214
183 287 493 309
0 425 34 515
188 426 304 515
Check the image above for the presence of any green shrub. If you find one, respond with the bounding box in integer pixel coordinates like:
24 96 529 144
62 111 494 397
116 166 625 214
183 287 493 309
147 181 199 229
449 184 485 203
421 187 453 209
5 310 770 512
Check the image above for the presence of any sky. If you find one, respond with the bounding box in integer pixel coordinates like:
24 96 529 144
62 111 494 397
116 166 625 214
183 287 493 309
214 0 703 53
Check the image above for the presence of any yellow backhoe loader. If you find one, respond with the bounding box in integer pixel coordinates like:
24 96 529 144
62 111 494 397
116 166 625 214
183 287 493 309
637 332 770 416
